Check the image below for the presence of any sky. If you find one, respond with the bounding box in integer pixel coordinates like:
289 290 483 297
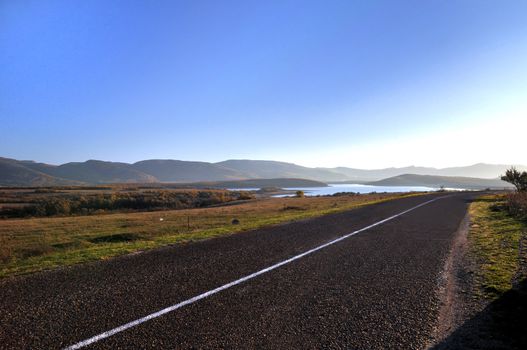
1 0 526 169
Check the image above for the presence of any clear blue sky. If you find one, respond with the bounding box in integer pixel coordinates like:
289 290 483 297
1 0 526 168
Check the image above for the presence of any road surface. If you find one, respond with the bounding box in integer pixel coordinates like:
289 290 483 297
0 192 475 349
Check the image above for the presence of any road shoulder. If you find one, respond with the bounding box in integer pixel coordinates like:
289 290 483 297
431 194 527 350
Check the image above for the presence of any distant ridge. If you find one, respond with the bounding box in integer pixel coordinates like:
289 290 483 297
319 163 527 181
0 156 525 187
133 159 245 182
367 174 513 190
216 159 349 182
0 157 82 186
21 159 157 184
173 178 327 189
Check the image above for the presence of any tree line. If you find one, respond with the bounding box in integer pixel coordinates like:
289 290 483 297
0 190 254 218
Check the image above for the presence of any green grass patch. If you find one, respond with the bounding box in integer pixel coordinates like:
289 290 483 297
469 195 527 299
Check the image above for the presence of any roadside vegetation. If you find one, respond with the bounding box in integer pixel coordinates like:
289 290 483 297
0 191 424 278
468 195 526 298
468 167 527 299
501 167 527 192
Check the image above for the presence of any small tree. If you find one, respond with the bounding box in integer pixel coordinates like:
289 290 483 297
501 167 527 192
295 190 305 198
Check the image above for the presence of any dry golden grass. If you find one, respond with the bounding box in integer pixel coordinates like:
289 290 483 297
0 192 424 277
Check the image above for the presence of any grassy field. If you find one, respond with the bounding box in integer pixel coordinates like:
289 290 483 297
0 192 424 278
468 194 527 298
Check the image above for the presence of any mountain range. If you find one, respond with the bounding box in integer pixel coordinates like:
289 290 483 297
0 156 524 187
368 174 513 190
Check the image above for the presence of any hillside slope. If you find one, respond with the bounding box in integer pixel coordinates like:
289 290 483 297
133 160 245 182
39 160 158 184
0 158 81 186
322 163 527 181
172 178 327 189
216 160 349 182
368 174 513 189
1 156 525 186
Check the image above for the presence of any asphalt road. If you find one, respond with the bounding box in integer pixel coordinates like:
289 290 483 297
0 192 475 349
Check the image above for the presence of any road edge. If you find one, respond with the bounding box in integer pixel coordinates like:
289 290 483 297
427 209 471 348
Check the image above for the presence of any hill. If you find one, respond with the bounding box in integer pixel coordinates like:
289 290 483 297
1 156 525 186
133 159 245 182
173 178 327 189
367 174 513 189
216 159 349 182
24 160 158 184
321 163 527 181
0 158 81 186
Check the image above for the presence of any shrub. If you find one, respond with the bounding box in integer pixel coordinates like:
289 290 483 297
237 191 255 200
296 190 305 198
501 167 527 192
332 192 358 197
504 192 527 221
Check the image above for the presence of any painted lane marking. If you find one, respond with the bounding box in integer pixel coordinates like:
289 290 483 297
65 196 444 349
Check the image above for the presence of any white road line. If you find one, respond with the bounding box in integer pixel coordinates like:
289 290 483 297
64 196 444 349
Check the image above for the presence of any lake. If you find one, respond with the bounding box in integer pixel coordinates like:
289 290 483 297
272 183 438 197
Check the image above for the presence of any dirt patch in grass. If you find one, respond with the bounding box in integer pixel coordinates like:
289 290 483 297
17 244 55 259
51 241 84 250
88 233 144 244
280 205 307 211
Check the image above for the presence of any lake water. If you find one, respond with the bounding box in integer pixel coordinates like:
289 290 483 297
273 183 438 197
